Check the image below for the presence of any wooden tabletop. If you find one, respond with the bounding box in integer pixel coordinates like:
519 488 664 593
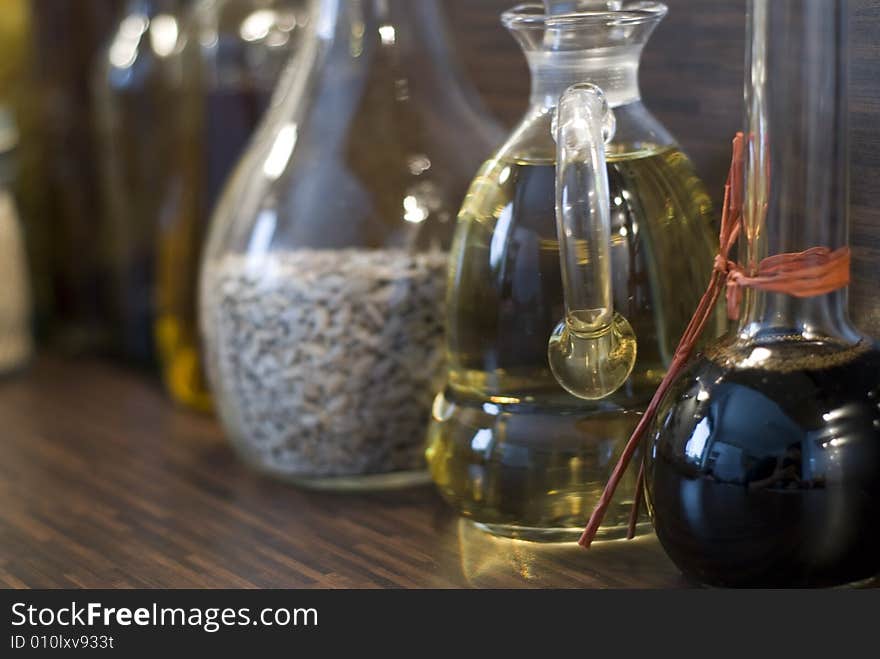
0 358 685 589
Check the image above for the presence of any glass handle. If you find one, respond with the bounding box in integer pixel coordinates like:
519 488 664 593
549 83 636 400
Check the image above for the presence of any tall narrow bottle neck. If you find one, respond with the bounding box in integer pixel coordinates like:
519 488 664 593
526 47 642 109
738 0 856 343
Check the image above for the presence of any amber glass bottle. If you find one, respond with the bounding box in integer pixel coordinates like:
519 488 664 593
156 0 306 410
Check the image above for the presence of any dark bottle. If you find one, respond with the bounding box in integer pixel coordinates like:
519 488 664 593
645 0 880 588
25 0 124 353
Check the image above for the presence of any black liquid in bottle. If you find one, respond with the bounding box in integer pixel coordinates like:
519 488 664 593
646 338 880 588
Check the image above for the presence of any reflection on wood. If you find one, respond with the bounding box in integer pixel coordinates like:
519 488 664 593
0 357 684 588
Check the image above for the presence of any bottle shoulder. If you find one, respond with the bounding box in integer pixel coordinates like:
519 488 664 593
493 100 680 165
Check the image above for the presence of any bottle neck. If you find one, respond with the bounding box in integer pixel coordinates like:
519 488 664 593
526 47 642 110
737 216 855 345
303 0 496 144
738 0 858 345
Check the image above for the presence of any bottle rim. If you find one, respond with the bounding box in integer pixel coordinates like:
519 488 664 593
502 2 668 30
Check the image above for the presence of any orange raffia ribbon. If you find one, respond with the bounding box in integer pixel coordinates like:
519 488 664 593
578 132 852 549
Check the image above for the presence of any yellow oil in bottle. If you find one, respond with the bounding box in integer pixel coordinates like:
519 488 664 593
155 77 274 414
155 312 212 413
155 176 213 414
154 84 214 415
427 144 720 541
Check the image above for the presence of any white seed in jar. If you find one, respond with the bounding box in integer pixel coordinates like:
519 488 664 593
202 248 448 478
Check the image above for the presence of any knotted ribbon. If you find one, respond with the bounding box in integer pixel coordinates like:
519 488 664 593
578 133 852 548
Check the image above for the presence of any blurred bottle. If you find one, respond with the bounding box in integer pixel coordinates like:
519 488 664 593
0 0 29 104
0 108 33 375
156 0 307 411
93 0 188 367
0 0 35 364
23 1 124 354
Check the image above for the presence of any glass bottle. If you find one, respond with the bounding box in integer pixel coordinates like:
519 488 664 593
427 2 722 541
645 0 880 588
0 107 32 374
26 1 123 354
200 0 502 487
94 0 187 367
0 0 34 368
156 0 306 411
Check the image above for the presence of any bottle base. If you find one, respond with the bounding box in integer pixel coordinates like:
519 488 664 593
156 316 214 413
473 519 653 544
428 387 650 540
838 575 880 589
647 341 880 589
247 461 432 492
681 571 880 590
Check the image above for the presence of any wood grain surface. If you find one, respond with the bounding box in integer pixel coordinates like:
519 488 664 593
0 358 685 588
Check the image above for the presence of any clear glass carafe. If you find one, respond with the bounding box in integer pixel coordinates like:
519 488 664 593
427 2 722 541
645 0 880 587
200 0 502 488
156 0 307 411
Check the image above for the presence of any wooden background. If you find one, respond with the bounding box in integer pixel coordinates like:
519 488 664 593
446 0 880 337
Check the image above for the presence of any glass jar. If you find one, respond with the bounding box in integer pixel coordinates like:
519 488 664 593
426 3 722 541
94 0 187 367
156 0 307 411
0 107 32 374
645 0 880 587
200 0 502 488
